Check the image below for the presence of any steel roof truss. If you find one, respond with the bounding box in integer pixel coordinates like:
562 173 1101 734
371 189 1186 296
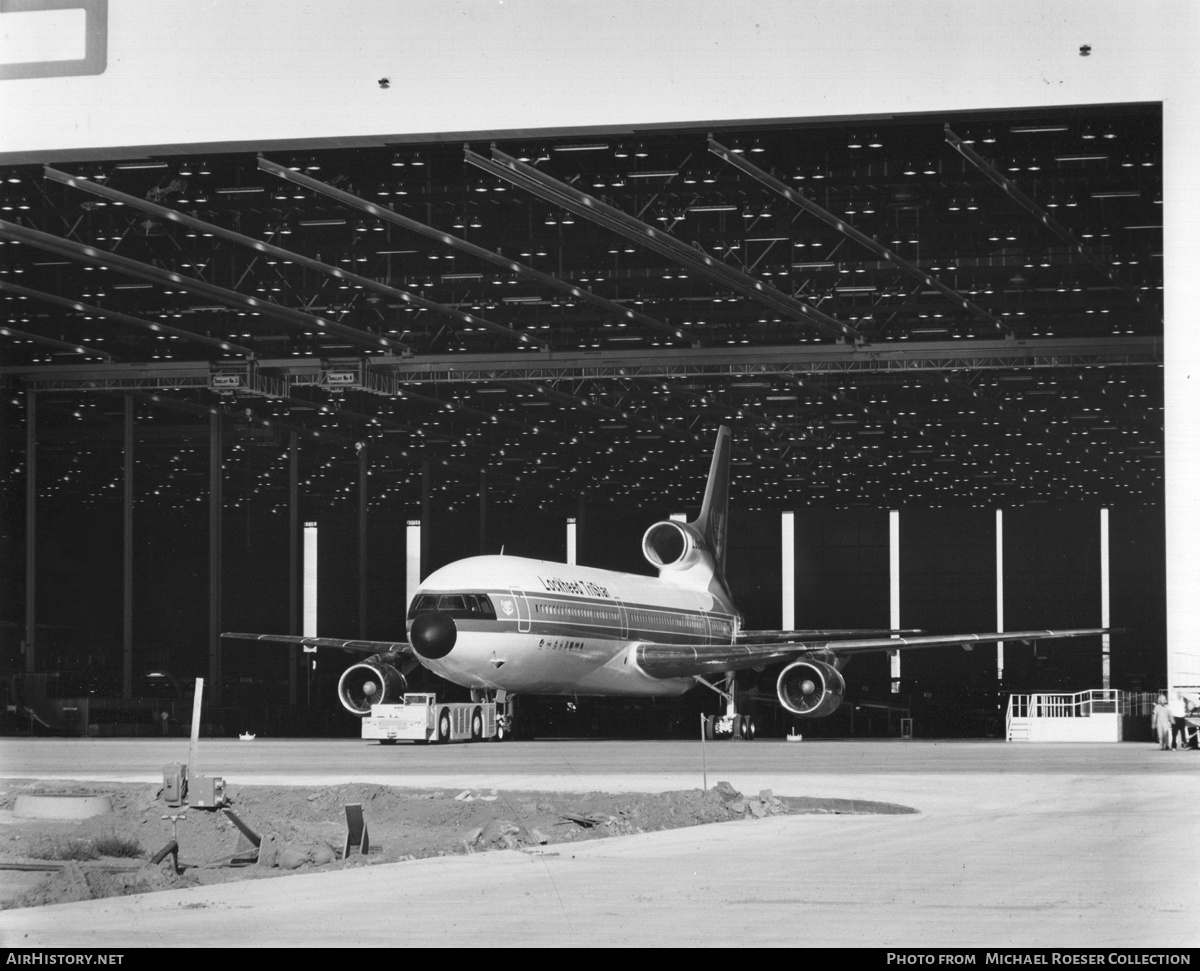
257 157 680 344
465 146 862 342
43 163 541 351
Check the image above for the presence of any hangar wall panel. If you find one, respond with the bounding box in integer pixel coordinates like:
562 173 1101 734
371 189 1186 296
1109 504 1168 689
900 508 995 695
793 508 889 631
791 508 892 688
423 494 481 577
487 507 566 567
1004 505 1103 692
726 510 781 631
365 508 409 640
38 500 121 675
132 504 206 679
312 505 358 643
577 503 670 577
221 503 289 682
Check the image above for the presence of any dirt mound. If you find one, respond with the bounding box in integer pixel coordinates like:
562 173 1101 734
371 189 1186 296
0 779 916 909
10 859 199 909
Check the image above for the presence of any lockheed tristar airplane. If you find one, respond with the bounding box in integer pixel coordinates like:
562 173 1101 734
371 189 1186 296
225 426 1106 739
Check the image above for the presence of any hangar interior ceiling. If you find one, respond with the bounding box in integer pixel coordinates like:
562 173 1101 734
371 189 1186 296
0 103 1162 515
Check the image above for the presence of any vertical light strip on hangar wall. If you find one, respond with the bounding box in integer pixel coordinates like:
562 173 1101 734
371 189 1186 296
890 510 901 689
303 523 318 639
566 518 577 566
780 512 795 632
1101 509 1111 690
996 510 1005 685
406 521 421 613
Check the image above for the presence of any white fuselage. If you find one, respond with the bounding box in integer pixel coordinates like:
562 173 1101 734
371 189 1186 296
408 555 739 697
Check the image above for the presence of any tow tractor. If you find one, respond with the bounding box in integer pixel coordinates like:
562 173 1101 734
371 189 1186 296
362 692 510 744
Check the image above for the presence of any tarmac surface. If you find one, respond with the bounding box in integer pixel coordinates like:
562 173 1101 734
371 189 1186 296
0 736 1196 948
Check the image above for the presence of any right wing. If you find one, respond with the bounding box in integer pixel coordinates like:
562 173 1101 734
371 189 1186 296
737 628 922 644
221 633 412 655
636 627 1108 679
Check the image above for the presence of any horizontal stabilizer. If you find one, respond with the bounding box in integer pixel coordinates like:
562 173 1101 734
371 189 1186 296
222 632 411 654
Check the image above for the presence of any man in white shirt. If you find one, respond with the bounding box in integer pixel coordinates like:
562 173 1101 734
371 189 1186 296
1168 692 1190 750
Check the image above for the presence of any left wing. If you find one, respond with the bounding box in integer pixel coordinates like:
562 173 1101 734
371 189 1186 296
222 633 412 655
636 627 1107 679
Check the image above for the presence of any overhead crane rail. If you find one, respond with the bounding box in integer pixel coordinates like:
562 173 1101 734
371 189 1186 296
4 337 1161 392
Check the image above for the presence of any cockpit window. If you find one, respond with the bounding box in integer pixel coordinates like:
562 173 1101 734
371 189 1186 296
408 593 496 620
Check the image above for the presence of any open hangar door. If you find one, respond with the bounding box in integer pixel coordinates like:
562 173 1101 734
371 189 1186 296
0 2 1176 733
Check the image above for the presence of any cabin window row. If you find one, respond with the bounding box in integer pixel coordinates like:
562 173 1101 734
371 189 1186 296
536 602 619 622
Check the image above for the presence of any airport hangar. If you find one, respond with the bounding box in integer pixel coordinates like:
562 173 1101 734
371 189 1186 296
0 7 1178 740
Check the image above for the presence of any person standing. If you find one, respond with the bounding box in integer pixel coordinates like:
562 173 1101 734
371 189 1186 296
1152 694 1173 751
1169 692 1190 750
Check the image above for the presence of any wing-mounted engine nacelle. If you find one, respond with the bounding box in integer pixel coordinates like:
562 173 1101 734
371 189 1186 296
776 658 845 718
337 654 408 715
642 520 707 572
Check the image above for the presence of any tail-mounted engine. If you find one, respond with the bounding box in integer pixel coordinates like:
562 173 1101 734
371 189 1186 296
337 653 408 715
642 520 708 572
776 658 845 718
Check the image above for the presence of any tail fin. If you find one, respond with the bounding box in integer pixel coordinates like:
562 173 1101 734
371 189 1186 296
693 425 732 578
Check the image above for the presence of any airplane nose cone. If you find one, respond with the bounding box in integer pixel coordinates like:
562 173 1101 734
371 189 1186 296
410 611 457 660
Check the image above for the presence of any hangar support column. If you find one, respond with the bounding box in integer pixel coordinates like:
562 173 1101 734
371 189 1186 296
420 460 431 580
288 432 298 707
576 492 587 566
208 411 223 707
479 470 487 553
24 390 36 674
358 445 368 638
122 394 133 700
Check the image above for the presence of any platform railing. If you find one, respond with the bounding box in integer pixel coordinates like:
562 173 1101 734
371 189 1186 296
1006 689 1125 741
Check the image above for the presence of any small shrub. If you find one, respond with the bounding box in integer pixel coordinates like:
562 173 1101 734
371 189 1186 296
92 834 143 859
28 834 143 861
29 837 98 861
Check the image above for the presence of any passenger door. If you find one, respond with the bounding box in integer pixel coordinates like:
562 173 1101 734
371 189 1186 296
506 587 531 633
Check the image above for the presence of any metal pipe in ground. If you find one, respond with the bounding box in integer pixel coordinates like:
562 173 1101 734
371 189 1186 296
188 678 204 782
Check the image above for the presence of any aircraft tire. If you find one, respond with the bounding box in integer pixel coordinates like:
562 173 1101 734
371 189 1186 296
746 716 756 741
437 709 451 743
471 708 483 740
494 721 506 741
379 739 397 745
703 716 714 741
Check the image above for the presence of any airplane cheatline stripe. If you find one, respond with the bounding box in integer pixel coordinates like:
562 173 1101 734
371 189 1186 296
481 589 738 646
483 587 737 620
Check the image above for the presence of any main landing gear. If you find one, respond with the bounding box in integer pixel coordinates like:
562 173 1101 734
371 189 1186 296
702 711 757 741
697 673 757 741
